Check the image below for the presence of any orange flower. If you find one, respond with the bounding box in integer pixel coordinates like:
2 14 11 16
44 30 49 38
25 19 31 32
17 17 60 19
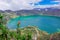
18 21 20 24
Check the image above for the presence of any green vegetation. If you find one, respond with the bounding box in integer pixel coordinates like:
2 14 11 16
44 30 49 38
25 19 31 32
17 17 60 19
0 13 60 40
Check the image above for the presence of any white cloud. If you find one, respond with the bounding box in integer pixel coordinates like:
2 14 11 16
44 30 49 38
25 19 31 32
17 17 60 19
34 4 60 8
0 0 10 10
52 0 60 2
0 0 60 10
0 0 42 10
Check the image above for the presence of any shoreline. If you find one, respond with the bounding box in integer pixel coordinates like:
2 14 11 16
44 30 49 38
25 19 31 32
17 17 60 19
18 15 60 18
7 14 60 25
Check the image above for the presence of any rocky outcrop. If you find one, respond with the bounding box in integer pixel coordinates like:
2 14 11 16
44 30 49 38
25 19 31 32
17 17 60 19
50 32 60 40
22 26 49 40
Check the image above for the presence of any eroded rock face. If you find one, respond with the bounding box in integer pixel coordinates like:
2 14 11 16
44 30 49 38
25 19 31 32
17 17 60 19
50 33 60 40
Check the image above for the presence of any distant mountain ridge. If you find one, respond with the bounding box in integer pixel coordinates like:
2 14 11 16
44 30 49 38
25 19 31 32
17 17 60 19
0 8 60 16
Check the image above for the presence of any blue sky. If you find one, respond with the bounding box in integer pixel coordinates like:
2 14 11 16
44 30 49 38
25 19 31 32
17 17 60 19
0 0 60 10
34 0 59 5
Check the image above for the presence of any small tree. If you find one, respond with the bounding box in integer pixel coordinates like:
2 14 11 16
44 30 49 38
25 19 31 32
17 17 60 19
16 21 21 40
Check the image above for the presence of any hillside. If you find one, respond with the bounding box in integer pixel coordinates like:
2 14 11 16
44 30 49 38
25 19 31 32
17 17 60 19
0 8 60 16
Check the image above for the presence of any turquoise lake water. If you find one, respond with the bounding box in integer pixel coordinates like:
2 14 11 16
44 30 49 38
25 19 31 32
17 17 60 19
7 15 60 33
